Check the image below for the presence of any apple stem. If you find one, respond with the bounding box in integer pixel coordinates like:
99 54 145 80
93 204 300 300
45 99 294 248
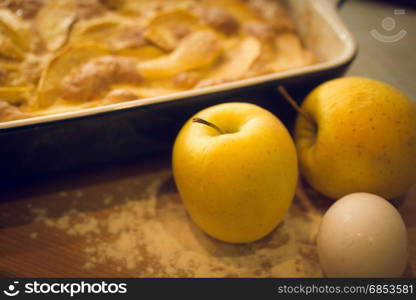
277 86 316 125
192 117 225 135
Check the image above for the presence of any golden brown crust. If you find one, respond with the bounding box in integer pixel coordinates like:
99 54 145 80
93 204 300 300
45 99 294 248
60 56 143 101
0 0 314 122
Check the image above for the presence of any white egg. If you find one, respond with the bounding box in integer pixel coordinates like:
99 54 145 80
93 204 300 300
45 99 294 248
317 192 408 278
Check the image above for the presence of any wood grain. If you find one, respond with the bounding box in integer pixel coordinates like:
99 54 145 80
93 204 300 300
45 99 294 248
0 154 414 277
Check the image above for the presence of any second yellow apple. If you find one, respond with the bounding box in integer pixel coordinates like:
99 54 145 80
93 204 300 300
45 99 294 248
295 77 416 199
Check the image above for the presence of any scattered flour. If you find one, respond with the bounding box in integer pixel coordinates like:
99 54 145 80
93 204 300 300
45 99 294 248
30 232 38 239
30 179 323 277
58 191 68 197
74 190 83 198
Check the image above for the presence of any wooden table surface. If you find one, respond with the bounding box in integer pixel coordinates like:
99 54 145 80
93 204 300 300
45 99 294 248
1 0 415 277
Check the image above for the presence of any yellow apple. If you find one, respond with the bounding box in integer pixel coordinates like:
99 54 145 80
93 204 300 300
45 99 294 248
172 102 298 243
295 77 416 199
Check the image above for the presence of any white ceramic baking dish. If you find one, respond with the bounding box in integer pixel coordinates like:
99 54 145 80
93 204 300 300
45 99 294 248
0 0 356 130
1 0 357 180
